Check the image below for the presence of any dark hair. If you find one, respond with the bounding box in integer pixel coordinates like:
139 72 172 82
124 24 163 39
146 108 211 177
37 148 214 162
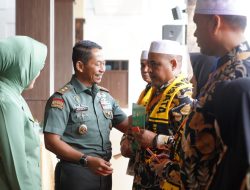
72 40 102 71
220 15 247 31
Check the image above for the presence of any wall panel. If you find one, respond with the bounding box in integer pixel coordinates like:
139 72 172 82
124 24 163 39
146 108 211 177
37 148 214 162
54 0 74 91
16 0 51 121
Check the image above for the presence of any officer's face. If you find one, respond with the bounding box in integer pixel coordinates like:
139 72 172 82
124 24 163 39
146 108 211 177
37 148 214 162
148 52 175 88
78 48 106 86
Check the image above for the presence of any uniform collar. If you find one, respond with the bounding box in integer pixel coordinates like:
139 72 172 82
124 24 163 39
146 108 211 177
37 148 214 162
70 75 100 95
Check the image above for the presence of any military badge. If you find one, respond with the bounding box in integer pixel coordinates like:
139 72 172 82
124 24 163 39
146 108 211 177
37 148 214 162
103 110 113 119
78 124 88 135
51 98 64 109
73 95 81 104
74 105 88 112
97 92 106 98
100 98 112 110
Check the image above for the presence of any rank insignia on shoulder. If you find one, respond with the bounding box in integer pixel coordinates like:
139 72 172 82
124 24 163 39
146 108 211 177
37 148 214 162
57 85 71 95
51 98 64 109
98 86 109 93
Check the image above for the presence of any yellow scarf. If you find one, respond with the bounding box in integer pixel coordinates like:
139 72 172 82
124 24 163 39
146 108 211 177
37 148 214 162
137 86 154 107
147 75 192 124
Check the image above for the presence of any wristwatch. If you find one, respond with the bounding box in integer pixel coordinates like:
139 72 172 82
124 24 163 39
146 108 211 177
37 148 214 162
79 155 88 167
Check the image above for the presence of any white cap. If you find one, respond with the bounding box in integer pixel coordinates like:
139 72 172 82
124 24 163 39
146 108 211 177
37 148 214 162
149 40 183 56
195 0 248 16
140 50 148 60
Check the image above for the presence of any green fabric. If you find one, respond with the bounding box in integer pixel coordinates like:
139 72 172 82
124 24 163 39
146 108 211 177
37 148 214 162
0 36 47 190
43 75 127 157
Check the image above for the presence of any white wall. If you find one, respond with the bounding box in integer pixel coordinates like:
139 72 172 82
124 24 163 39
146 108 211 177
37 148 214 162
0 0 15 39
74 0 84 18
84 0 187 111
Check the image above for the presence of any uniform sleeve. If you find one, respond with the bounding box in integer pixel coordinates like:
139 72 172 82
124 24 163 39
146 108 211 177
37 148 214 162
0 101 31 189
43 94 70 136
111 97 127 126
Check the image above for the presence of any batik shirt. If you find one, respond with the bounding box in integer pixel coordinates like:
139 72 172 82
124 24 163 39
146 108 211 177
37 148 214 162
132 75 193 190
151 42 250 190
154 41 250 190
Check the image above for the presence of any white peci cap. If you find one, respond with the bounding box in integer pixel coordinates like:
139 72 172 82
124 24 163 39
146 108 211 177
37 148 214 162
140 50 148 60
195 0 248 16
149 40 183 56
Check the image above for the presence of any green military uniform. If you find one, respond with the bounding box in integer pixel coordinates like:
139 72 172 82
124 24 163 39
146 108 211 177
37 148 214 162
0 36 47 190
43 74 127 190
44 75 126 156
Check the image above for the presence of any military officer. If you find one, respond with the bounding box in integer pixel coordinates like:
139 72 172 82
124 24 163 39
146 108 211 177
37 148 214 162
43 40 130 190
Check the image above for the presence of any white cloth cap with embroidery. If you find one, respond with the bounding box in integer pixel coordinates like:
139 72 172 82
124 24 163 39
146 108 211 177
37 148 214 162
149 40 183 55
140 50 148 60
195 0 248 16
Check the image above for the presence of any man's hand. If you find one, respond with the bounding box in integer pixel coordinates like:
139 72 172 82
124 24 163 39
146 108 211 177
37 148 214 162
120 136 133 158
87 156 113 176
133 129 157 149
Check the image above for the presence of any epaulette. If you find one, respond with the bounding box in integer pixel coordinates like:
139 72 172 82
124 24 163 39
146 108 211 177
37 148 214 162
98 85 109 93
57 85 72 95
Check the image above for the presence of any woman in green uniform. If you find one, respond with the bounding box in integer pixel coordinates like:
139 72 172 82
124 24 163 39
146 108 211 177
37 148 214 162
0 36 47 190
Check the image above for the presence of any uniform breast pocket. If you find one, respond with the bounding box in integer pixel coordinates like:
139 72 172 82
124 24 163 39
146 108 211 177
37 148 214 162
67 111 90 137
70 110 90 123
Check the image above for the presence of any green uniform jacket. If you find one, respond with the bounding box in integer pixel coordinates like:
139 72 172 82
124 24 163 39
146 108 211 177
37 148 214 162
43 75 127 158
0 36 47 190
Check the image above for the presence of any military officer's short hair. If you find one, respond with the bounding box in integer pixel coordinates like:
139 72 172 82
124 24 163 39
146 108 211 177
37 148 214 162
72 40 102 70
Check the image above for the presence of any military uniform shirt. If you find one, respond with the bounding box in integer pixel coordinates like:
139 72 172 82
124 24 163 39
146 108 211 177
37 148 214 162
43 75 127 157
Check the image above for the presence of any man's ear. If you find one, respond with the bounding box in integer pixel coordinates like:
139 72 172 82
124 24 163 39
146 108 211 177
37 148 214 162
211 15 221 34
170 59 177 71
76 61 84 72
